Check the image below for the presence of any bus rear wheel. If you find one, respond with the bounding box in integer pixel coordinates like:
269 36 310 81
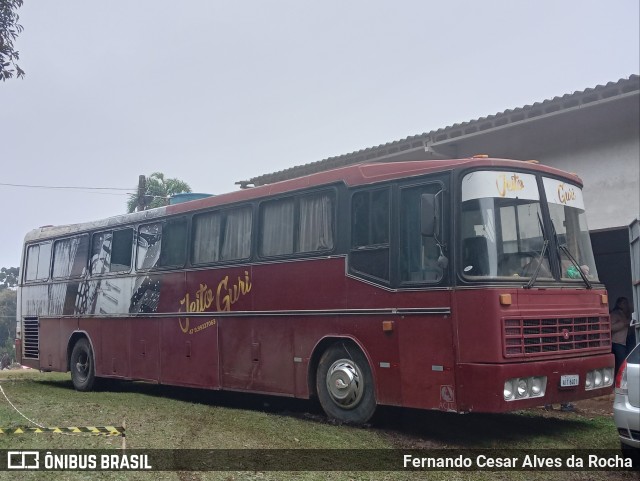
316 342 376 424
70 338 95 392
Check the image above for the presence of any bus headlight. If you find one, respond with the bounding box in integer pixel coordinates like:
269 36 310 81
585 368 613 390
530 376 544 396
516 379 528 398
585 371 593 389
504 376 547 401
594 370 603 387
504 380 515 401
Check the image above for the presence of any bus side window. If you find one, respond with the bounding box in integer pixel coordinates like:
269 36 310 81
299 192 334 252
351 193 370 248
349 189 390 282
111 229 134 272
91 232 111 275
259 191 334 258
52 235 89 279
160 219 187 267
400 184 444 283
260 198 295 257
25 242 52 282
92 229 133 275
192 211 223 264
137 223 162 270
137 219 187 269
221 206 252 260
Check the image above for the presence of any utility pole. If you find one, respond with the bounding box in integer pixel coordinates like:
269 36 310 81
137 175 146 212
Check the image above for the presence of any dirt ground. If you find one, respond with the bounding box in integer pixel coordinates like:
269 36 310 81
533 394 615 418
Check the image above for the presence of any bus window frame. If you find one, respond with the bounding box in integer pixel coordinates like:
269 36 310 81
51 234 90 280
190 203 254 267
90 227 135 277
136 216 189 272
23 241 53 283
348 185 392 286
397 179 448 288
257 187 338 261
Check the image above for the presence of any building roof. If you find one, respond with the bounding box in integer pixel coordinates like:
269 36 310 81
243 74 639 187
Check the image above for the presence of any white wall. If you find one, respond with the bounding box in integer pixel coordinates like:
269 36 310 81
538 132 639 231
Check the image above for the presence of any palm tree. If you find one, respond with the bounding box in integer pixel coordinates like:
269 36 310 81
127 172 192 213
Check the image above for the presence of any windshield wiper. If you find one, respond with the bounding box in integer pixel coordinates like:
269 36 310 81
525 239 549 289
549 220 592 289
558 243 592 289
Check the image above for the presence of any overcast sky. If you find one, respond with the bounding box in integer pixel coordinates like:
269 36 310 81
1 0 638 269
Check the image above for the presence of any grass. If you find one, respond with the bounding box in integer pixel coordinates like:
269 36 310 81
0 370 630 481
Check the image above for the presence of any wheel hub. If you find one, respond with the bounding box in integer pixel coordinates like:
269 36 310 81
326 359 364 409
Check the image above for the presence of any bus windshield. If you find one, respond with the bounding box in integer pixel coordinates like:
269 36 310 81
461 198 551 278
461 171 550 279
543 177 599 282
460 170 599 283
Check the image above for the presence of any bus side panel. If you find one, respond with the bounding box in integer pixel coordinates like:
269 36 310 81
217 258 349 395
39 318 61 371
129 318 160 383
160 271 218 388
160 316 219 388
251 258 348 311
77 317 102 375
100 318 131 378
290 315 402 402
219 317 253 390
219 317 294 394
334 315 403 406
346 282 454 409
397 313 458 410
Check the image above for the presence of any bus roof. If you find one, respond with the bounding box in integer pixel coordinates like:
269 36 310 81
24 157 582 243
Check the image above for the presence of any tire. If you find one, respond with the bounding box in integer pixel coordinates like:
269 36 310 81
70 338 96 392
316 342 376 424
620 441 640 468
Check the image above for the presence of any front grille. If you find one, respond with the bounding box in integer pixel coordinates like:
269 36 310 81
22 318 39 359
631 430 640 442
503 316 610 357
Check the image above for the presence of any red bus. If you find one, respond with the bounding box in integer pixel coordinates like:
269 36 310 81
16 157 614 423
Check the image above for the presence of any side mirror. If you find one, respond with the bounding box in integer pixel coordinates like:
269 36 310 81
421 193 437 237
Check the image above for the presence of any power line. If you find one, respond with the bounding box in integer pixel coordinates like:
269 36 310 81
82 192 134 196
0 182 135 192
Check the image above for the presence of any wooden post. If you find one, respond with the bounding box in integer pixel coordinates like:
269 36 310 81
121 419 126 450
137 175 146 212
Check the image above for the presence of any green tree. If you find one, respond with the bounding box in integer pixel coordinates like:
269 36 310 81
0 288 16 362
0 266 18 290
1 0 25 81
126 172 192 213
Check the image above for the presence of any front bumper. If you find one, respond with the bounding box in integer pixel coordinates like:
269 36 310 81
456 353 614 412
614 392 640 449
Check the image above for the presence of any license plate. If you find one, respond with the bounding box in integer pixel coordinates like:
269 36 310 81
560 374 579 387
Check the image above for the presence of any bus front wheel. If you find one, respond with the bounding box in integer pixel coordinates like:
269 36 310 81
70 338 95 392
316 343 376 424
